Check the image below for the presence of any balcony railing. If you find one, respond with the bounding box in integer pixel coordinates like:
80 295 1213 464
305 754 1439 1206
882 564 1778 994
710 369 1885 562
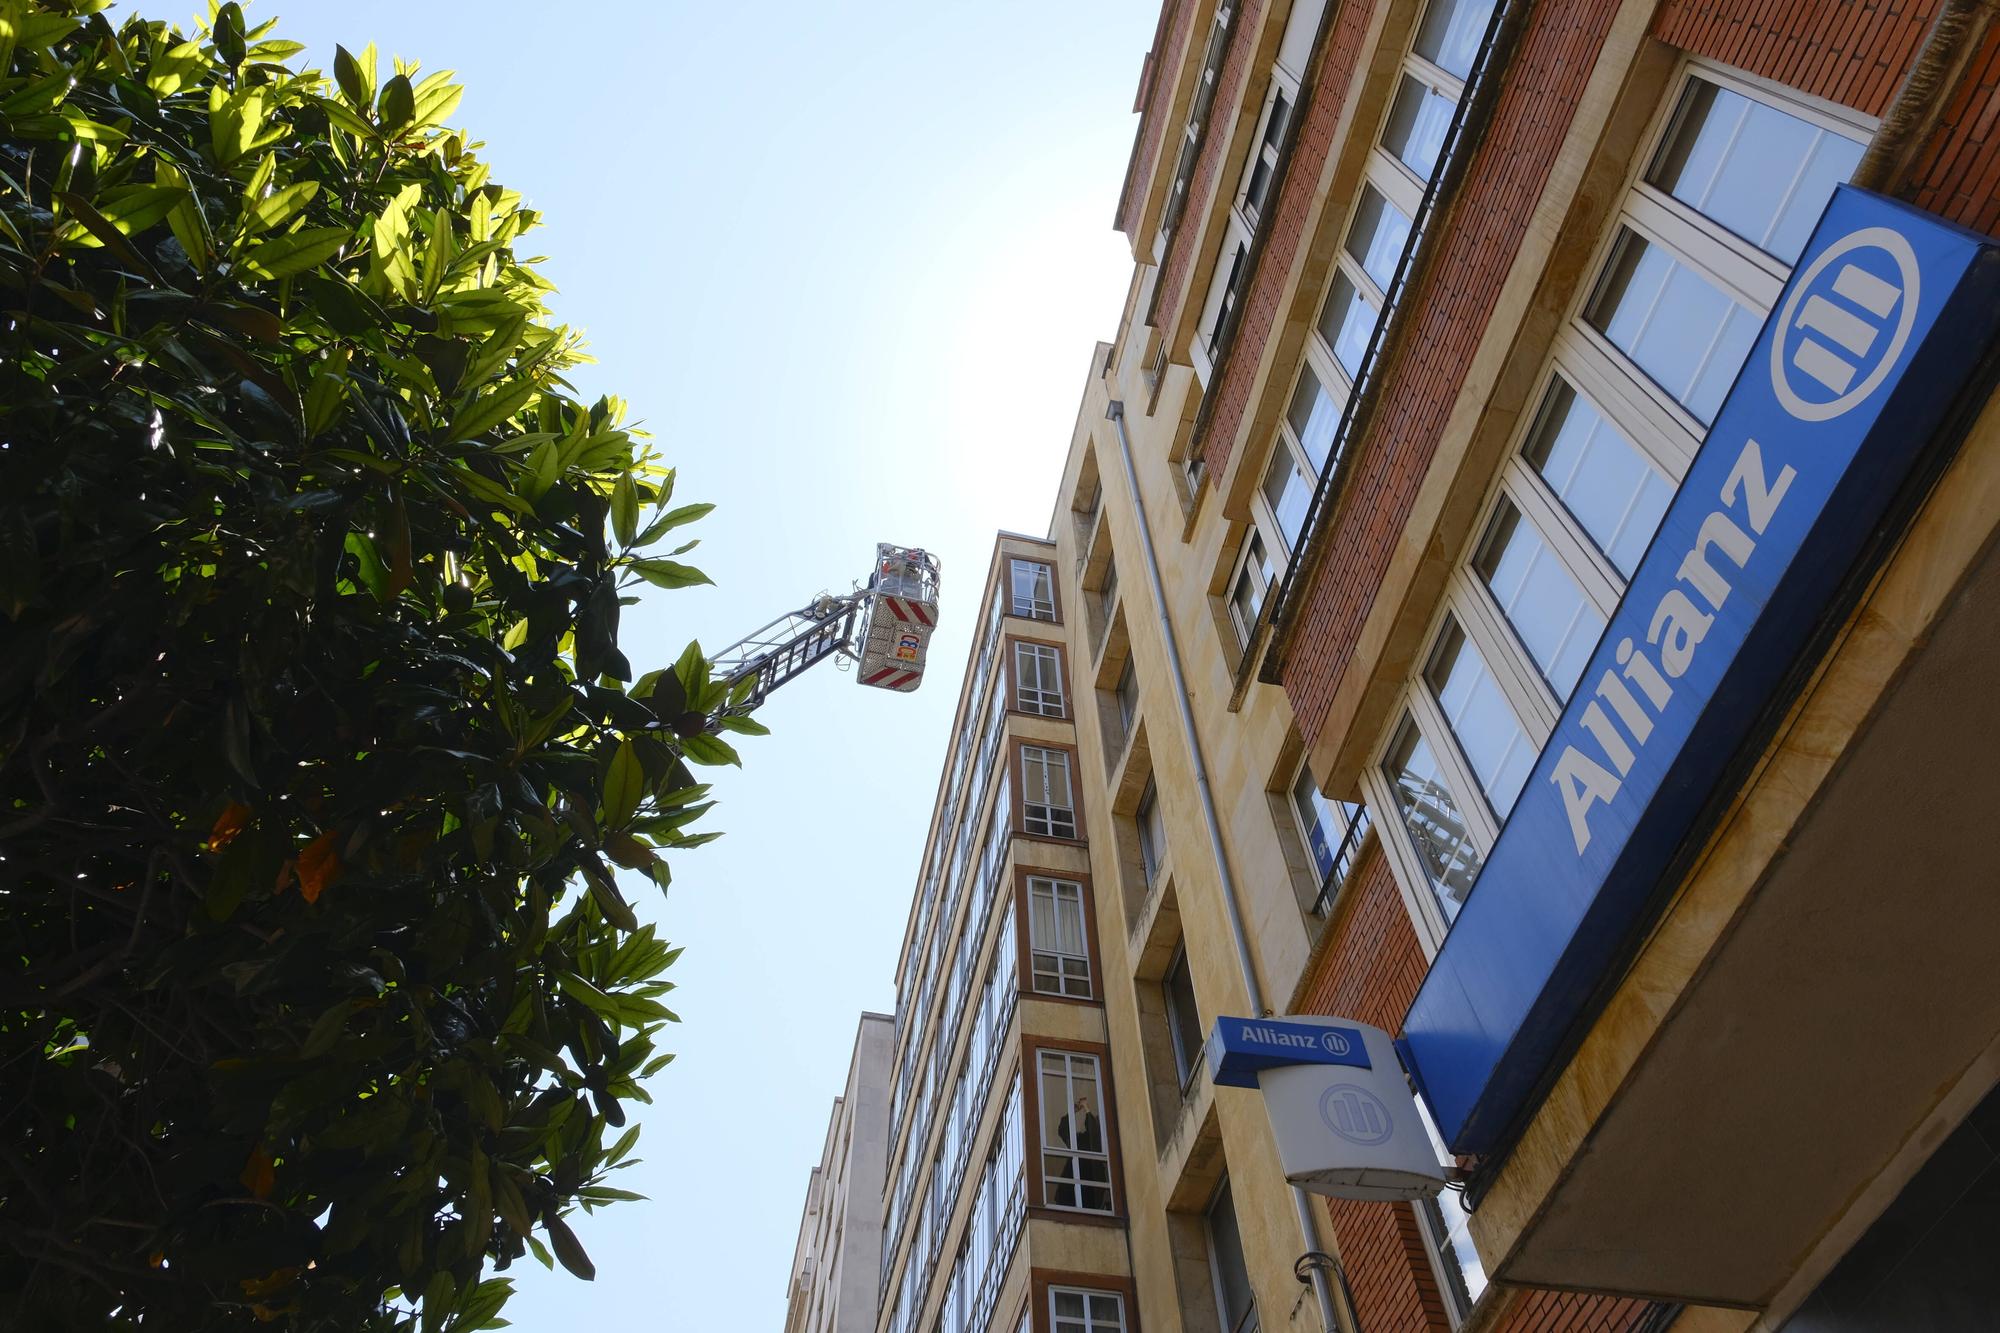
1311 805 1374 918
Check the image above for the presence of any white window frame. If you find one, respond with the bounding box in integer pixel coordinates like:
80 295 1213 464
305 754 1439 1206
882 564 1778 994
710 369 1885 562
1049 1288 1127 1333
1013 640 1066 718
1157 1 1238 258
1225 529 1275 648
1234 79 1296 232
1028 877 1092 999
1021 745 1077 839
1010 558 1057 622
1037 1049 1114 1215
1361 60 1871 951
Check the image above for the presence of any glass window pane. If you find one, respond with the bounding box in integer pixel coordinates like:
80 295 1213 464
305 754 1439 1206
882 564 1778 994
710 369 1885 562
1649 78 1863 264
1424 619 1535 816
1164 948 1203 1082
1346 186 1411 292
1521 378 1673 579
1472 498 1605 701
1585 230 1759 425
1414 0 1495 80
1384 717 1482 919
1318 272 1377 377
1207 1179 1257 1333
1291 766 1346 881
1384 73 1454 180
1262 448 1312 550
1286 363 1340 471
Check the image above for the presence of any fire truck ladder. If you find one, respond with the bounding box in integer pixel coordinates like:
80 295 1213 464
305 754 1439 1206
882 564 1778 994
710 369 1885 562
707 594 865 716
694 544 941 724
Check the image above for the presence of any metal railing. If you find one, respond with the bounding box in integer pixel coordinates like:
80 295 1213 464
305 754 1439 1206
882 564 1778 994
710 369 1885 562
1310 805 1374 918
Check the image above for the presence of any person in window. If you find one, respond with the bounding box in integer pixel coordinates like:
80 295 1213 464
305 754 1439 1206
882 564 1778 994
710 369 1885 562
1051 1094 1104 1208
1060 1094 1101 1155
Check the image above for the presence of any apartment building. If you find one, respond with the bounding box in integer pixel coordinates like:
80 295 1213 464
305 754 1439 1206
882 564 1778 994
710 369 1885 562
788 1014 895 1333
796 0 2000 1330
1062 0 2000 1328
867 536 1141 1333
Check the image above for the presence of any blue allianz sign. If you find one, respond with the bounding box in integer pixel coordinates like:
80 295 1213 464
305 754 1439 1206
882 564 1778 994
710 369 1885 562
1209 1016 1371 1088
1400 187 2000 1154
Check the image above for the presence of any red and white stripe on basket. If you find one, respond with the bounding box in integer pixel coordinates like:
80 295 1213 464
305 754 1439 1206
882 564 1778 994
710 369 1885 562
878 597 934 627
860 667 923 690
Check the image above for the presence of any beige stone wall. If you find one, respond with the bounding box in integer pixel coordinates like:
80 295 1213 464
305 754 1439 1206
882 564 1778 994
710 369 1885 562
1049 328 1364 1333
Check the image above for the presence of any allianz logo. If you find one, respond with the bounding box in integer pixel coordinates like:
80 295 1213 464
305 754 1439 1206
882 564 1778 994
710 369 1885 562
1242 1024 1351 1057
1772 225 1919 424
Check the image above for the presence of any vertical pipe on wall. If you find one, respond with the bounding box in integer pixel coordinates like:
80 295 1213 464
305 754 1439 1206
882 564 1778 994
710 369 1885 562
1105 399 1352 1333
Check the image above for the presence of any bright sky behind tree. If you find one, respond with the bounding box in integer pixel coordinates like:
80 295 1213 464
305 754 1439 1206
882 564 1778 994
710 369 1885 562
192 1 1154 1324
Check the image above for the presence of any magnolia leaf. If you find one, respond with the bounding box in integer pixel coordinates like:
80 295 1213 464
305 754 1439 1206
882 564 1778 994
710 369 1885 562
629 559 711 590
239 226 349 280
543 1215 595 1282
601 739 642 828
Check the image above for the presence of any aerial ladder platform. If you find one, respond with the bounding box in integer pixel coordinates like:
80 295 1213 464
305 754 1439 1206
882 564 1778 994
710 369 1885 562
703 544 940 719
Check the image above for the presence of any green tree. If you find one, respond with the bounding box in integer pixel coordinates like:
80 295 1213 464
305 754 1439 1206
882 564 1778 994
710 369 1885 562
0 3 747 1327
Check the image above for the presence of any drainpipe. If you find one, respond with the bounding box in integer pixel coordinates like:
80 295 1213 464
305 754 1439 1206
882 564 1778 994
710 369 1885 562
1106 399 1353 1333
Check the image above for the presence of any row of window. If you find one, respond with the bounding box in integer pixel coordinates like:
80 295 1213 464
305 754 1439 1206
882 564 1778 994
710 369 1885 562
891 557 1060 1144
1224 0 1499 649
885 1077 1026 1333
1375 66 1867 935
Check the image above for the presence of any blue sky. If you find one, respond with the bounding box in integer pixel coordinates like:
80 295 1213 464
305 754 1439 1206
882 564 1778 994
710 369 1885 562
231 1 1152 1324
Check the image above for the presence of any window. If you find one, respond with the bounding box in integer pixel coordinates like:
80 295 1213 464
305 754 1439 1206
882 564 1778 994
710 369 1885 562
1384 715 1481 921
1227 532 1275 647
1051 1289 1127 1333
1237 0 1492 588
1262 445 1312 551
1423 617 1535 818
1647 76 1863 265
1584 229 1759 426
1471 497 1604 702
1163 945 1204 1087
1021 746 1076 839
1206 1177 1259 1333
1010 559 1056 621
1115 661 1140 735
1038 1050 1113 1212
1519 378 1672 579
1208 242 1249 353
1028 878 1092 998
1239 87 1291 226
1365 66 1865 942
1137 780 1166 885
1014 642 1066 717
1289 762 1361 887
1384 0 1495 179
1414 1100 1488 1322
1159 3 1236 245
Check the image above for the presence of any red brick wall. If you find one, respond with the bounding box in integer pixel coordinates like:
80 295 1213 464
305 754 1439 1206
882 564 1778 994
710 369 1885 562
1200 0 1379 481
1282 0 1625 746
1294 844 1426 1028
1905 22 2000 234
1121 0 1197 238
1493 1290 1652 1332
1152 0 1270 348
1652 0 1937 118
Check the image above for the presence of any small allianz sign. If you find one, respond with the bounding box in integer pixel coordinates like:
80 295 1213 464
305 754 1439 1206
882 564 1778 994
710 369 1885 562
1210 1016 1449 1201
1401 187 2000 1155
